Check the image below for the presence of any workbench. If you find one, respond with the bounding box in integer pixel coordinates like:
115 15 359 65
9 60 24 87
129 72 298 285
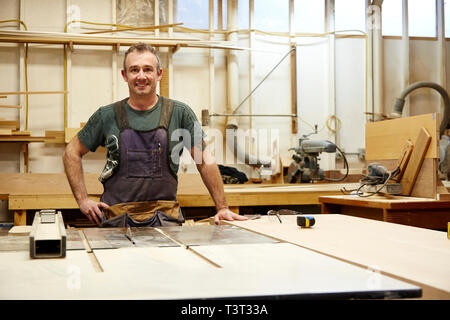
319 195 450 230
226 214 450 299
0 216 426 300
0 173 359 225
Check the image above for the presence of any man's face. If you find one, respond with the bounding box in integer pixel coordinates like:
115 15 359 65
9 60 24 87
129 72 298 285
121 51 162 97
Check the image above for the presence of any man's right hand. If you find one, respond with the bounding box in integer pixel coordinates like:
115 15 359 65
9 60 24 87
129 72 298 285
79 199 109 225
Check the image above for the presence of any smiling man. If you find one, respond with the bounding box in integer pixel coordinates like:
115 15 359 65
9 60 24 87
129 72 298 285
63 42 247 227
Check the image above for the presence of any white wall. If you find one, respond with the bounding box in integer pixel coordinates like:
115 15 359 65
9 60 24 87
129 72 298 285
0 1 449 221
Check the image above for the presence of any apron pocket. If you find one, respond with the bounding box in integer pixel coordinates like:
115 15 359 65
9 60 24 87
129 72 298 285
127 148 162 178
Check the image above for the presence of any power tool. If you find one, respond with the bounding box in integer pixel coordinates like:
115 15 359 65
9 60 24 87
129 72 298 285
287 130 349 183
356 163 402 196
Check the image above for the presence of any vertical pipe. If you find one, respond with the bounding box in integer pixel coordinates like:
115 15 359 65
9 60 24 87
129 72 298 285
111 0 117 102
401 0 410 116
19 0 26 172
437 0 447 90
249 0 254 131
289 0 298 134
437 0 447 129
168 0 173 98
209 0 215 119
373 3 384 119
155 0 160 95
366 0 374 122
326 0 336 170
226 0 239 116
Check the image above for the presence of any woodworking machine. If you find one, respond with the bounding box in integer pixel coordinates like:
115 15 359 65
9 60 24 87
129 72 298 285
287 131 349 183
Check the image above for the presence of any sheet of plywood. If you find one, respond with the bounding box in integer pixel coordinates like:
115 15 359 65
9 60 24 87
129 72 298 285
365 113 438 160
226 215 450 297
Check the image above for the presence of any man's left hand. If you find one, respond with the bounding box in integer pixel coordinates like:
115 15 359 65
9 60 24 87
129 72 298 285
214 208 248 225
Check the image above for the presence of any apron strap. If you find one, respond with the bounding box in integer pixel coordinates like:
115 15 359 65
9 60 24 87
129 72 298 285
159 96 174 129
114 96 174 130
113 98 130 131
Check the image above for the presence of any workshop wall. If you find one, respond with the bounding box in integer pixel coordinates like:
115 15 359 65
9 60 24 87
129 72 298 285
0 0 448 181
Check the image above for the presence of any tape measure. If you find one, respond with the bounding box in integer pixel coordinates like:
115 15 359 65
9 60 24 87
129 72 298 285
297 216 315 228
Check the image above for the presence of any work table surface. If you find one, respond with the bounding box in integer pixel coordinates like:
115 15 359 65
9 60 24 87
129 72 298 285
0 172 359 206
226 214 450 299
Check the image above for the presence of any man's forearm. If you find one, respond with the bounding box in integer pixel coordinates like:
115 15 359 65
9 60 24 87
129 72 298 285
63 142 89 205
197 162 228 211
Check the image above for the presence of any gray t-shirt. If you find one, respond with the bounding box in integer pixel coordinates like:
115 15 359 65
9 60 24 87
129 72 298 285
78 96 204 182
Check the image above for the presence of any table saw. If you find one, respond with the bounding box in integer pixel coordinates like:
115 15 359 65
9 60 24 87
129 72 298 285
0 220 423 300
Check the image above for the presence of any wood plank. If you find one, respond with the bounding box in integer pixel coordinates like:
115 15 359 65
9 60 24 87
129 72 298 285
366 113 438 160
45 130 65 143
396 139 413 180
0 129 12 135
11 131 31 136
0 105 22 109
400 127 432 196
0 91 68 95
0 120 20 130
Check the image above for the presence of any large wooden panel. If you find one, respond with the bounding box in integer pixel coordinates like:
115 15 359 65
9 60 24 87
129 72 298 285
226 215 450 297
0 243 421 299
365 113 439 160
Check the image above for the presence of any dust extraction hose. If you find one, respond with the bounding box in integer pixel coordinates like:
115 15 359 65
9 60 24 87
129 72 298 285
392 81 450 136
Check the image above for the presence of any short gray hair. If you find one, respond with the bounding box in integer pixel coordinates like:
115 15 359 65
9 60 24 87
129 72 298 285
123 42 161 73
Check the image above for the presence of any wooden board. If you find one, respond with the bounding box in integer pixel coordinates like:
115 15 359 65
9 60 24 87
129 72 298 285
400 127 431 196
226 215 450 298
0 120 20 130
365 113 438 160
45 130 65 144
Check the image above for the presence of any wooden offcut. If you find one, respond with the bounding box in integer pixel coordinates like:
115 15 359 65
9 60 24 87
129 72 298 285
45 130 65 144
0 120 20 130
400 127 431 196
396 139 413 181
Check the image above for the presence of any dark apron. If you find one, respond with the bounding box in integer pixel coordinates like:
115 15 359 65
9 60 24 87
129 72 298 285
99 96 184 227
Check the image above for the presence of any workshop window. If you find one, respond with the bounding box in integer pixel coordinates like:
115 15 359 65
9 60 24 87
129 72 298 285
238 0 249 30
382 0 402 36
214 0 227 30
295 0 325 34
408 0 436 37
382 0 436 37
254 0 289 33
175 0 209 29
445 0 450 37
334 0 366 34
